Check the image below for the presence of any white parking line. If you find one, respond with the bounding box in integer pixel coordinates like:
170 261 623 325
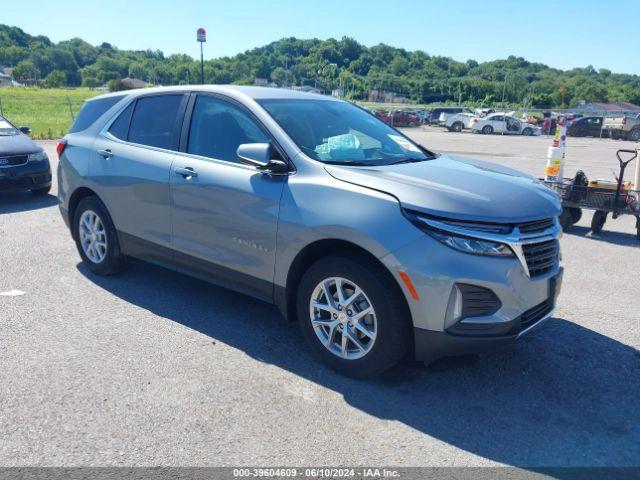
0 290 26 297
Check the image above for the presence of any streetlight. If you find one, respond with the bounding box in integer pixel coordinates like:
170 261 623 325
197 27 206 85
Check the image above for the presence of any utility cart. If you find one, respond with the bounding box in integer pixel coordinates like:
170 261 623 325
542 149 640 239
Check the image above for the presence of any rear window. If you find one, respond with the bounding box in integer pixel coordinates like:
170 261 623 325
127 95 183 149
69 96 124 133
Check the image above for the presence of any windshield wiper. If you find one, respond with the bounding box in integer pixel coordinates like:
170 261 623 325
324 160 372 166
388 157 431 165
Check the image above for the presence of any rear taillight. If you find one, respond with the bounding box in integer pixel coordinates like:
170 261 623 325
56 139 67 157
623 117 627 125
471 117 477 123
570 121 577 126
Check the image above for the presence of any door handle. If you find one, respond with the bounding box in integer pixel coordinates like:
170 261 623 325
175 167 198 179
97 149 113 159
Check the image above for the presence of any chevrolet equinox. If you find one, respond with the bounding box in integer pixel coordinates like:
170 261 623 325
58 86 563 377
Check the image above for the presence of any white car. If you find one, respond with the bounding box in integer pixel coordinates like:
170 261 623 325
438 108 474 126
443 112 476 132
471 113 541 136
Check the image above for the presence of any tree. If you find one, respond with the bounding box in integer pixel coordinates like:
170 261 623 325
43 70 66 88
12 59 39 82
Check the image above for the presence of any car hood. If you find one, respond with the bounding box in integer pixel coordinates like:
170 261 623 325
324 155 561 223
0 133 40 156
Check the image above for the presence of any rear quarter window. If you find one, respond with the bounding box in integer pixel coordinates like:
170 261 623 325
69 96 125 133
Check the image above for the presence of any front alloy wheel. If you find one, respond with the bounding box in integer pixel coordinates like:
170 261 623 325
309 277 377 360
297 254 411 378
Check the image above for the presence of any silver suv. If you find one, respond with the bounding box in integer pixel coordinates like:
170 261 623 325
58 86 563 377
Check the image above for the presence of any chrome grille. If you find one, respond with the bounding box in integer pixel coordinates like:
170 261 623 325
522 239 559 277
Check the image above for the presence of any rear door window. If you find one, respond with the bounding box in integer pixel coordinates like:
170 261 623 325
69 95 124 133
128 95 184 150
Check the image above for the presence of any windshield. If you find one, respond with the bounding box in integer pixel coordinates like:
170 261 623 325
0 118 18 136
258 99 433 166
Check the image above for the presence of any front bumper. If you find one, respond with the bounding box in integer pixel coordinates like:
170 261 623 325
0 161 51 192
414 268 561 363
381 232 563 363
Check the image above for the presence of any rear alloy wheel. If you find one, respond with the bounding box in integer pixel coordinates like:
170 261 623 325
74 196 129 275
452 121 463 132
297 255 410 378
482 125 493 135
628 129 640 142
522 128 533 136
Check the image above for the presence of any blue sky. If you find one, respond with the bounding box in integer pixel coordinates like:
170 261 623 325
4 0 638 74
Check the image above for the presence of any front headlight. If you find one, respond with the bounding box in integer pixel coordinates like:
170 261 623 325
28 151 48 163
426 228 514 257
405 211 514 257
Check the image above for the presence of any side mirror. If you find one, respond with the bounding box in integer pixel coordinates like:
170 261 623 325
237 143 288 173
19 126 31 135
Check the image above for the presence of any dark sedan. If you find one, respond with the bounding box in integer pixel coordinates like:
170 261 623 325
0 116 51 195
567 116 607 138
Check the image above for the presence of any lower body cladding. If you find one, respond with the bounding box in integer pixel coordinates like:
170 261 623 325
381 234 563 363
0 161 52 192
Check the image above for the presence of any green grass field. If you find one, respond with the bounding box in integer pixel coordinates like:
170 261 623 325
0 88 99 139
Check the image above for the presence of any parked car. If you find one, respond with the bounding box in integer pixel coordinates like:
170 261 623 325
428 107 467 125
471 114 541 136
375 110 420 127
603 113 640 141
443 112 475 132
567 116 606 138
415 110 431 124
438 108 474 126
396 110 421 127
58 86 562 378
374 109 392 125
0 115 51 195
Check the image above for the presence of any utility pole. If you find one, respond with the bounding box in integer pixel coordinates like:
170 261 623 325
501 72 509 108
197 27 206 84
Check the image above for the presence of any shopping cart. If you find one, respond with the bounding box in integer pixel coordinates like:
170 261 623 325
542 149 640 239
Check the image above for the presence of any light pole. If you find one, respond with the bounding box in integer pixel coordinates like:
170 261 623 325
197 27 206 85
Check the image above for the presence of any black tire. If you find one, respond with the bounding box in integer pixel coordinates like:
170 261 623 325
452 121 463 133
522 128 533 136
559 210 573 230
628 129 640 142
482 125 493 135
591 210 607 234
30 185 51 196
296 254 411 378
569 207 582 225
73 196 129 275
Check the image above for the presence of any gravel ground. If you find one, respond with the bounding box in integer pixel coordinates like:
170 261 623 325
0 131 638 468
